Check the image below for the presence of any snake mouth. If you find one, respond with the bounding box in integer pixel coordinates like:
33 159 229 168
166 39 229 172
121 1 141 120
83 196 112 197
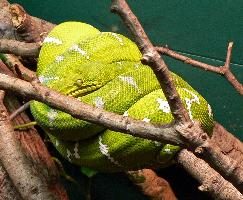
67 83 103 98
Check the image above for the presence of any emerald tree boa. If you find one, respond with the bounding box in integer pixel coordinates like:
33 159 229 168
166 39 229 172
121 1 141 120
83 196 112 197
30 22 214 172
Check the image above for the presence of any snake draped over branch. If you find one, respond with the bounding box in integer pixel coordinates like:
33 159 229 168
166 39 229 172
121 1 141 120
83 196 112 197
30 22 214 172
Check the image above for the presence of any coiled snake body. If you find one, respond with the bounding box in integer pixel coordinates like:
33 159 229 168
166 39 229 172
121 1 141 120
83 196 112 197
30 22 214 172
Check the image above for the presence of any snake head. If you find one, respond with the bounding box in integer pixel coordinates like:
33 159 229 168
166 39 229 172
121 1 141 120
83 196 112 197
37 61 125 98
38 70 104 98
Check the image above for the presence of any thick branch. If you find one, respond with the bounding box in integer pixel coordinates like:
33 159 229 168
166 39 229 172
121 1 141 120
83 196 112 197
2 55 36 81
0 91 57 200
9 4 55 42
0 160 22 200
110 0 243 194
111 0 191 123
0 73 184 145
0 61 67 199
0 39 40 57
177 149 243 200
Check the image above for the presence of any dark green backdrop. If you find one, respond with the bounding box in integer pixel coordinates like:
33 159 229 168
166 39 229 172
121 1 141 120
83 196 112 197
8 1 243 199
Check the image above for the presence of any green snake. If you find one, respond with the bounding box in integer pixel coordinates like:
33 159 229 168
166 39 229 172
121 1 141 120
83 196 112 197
30 22 214 172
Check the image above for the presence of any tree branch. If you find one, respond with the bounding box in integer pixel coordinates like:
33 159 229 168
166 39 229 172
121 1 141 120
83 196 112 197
127 169 177 200
0 39 40 57
0 73 185 145
3 54 36 81
9 3 55 42
110 0 243 195
111 0 191 124
0 61 68 199
177 149 243 200
155 42 243 95
0 160 23 200
0 90 57 200
0 70 243 197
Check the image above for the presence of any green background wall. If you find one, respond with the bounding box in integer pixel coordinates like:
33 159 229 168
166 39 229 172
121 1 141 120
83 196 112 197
8 1 243 199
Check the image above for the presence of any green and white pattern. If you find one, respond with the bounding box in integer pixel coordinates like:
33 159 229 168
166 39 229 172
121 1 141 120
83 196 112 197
30 22 214 172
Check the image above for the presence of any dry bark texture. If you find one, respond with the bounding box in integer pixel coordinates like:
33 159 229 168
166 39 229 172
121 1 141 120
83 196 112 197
127 169 177 200
0 60 68 199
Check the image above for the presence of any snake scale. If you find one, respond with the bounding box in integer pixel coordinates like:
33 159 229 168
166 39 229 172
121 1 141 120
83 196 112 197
30 22 214 172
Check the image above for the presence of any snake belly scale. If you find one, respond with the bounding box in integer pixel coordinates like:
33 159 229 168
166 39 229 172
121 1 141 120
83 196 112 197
30 22 214 172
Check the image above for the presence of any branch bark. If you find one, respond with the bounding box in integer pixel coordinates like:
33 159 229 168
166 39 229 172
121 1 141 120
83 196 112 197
110 0 243 195
0 69 243 198
0 90 57 200
111 0 191 124
0 39 40 57
177 149 243 200
9 3 55 42
0 61 68 200
0 73 185 145
156 43 243 95
0 160 22 200
127 169 177 200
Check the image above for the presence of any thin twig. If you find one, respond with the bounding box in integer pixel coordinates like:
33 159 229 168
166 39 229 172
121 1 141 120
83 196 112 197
155 46 223 74
9 101 30 120
224 42 233 70
156 42 243 95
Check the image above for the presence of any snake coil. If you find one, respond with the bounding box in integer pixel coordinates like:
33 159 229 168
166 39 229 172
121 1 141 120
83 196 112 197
30 22 214 172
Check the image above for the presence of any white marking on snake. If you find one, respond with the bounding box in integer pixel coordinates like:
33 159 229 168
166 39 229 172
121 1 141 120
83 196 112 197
111 33 124 45
55 140 59 147
69 44 89 59
117 61 123 69
154 141 161 147
43 37 62 45
73 143 80 159
55 55 64 63
134 63 140 69
156 98 171 113
164 148 172 154
67 149 72 162
182 88 200 104
47 109 58 124
94 97 105 109
142 118 151 123
118 76 140 91
182 88 200 121
66 144 80 161
98 136 121 167
208 104 213 117
38 76 59 84
123 111 129 117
